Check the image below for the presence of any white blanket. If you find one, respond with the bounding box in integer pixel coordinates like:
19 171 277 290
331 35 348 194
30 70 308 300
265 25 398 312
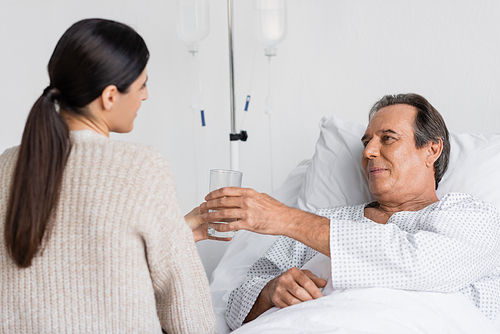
231 254 499 334
232 287 498 334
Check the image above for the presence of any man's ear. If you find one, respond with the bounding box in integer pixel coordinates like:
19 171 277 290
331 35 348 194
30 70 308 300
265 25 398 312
425 138 443 167
101 85 119 111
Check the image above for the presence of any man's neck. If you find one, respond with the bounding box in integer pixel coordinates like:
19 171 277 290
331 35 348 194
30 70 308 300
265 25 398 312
371 188 439 220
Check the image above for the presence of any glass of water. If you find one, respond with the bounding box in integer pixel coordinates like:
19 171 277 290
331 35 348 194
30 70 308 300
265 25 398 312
207 169 243 238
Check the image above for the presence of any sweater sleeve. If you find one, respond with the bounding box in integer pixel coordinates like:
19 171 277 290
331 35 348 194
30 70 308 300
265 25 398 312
137 149 216 333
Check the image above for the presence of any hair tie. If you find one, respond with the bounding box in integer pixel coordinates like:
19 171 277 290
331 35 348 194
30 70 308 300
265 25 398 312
42 86 61 101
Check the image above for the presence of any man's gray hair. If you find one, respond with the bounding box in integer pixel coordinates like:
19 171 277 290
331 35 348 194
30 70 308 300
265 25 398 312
369 93 450 190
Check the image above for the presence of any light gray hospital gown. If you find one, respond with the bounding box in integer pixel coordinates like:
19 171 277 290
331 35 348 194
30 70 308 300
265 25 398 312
226 193 500 330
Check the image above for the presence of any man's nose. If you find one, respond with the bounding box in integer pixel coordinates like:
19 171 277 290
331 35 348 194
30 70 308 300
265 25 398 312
363 140 380 159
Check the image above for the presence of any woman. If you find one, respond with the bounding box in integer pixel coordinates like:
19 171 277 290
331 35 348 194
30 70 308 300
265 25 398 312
0 19 216 333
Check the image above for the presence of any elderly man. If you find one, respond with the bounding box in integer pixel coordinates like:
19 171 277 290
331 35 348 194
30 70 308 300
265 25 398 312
200 93 500 330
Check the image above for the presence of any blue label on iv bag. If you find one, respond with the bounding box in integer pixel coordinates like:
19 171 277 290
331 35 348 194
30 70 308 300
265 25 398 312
200 110 206 127
244 95 251 111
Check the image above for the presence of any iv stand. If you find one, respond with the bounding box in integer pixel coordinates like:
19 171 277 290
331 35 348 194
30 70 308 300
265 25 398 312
227 0 247 171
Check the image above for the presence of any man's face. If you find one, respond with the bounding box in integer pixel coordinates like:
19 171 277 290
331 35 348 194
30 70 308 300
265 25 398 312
361 104 434 202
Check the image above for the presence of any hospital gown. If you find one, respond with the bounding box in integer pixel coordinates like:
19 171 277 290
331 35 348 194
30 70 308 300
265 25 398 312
226 193 500 330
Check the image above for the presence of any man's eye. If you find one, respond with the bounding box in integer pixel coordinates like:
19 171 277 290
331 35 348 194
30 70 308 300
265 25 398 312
363 140 369 147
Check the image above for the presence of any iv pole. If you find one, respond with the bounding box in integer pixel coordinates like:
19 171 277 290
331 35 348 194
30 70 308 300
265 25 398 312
227 0 247 171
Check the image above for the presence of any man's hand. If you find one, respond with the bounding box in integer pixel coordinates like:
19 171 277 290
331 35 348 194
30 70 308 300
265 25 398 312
184 207 231 242
244 268 327 323
266 268 327 308
200 187 293 236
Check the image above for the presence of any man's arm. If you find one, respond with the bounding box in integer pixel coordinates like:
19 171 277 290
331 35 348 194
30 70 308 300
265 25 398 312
200 187 331 256
225 236 320 330
243 268 326 323
201 187 331 329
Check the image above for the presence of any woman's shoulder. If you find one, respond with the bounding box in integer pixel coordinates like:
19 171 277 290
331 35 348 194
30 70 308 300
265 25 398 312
0 146 20 172
0 146 20 162
0 147 20 202
71 130 167 165
69 131 173 188
109 138 168 173
107 137 164 163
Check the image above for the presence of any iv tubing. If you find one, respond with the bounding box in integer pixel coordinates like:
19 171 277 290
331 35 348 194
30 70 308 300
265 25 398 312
267 56 274 192
191 51 210 203
191 103 199 202
240 45 259 132
227 0 238 171
227 0 236 134
268 56 271 97
190 53 199 201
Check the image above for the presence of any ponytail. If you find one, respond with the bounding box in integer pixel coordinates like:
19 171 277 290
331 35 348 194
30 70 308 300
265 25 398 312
5 86 71 268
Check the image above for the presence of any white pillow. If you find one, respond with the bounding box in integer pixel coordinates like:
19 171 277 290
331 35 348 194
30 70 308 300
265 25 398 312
297 115 373 212
297 115 500 212
437 132 500 208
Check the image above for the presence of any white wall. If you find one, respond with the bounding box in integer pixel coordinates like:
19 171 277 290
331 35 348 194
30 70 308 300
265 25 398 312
2 0 500 278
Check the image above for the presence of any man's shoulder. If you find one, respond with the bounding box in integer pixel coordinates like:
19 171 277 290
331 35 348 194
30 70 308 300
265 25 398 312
437 192 498 213
315 203 366 220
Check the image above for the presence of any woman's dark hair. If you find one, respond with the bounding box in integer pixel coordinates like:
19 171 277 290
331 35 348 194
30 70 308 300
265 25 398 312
368 93 450 190
5 18 149 268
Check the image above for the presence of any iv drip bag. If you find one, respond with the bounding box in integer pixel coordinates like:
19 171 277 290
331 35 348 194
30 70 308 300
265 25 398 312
176 0 210 53
254 0 287 57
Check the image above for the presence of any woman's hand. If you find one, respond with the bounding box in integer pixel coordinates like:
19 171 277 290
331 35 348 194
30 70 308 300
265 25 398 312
184 207 231 242
184 207 206 242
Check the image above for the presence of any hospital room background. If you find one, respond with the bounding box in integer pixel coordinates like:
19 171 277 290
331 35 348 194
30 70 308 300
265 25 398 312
2 0 500 280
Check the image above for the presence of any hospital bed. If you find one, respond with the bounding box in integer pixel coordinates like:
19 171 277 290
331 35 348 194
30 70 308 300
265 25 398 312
209 115 500 333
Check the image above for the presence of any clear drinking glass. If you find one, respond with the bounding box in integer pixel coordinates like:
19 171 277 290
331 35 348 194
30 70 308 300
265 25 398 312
207 169 243 238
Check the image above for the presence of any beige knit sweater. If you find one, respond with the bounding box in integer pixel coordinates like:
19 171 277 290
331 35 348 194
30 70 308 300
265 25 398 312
0 130 216 333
